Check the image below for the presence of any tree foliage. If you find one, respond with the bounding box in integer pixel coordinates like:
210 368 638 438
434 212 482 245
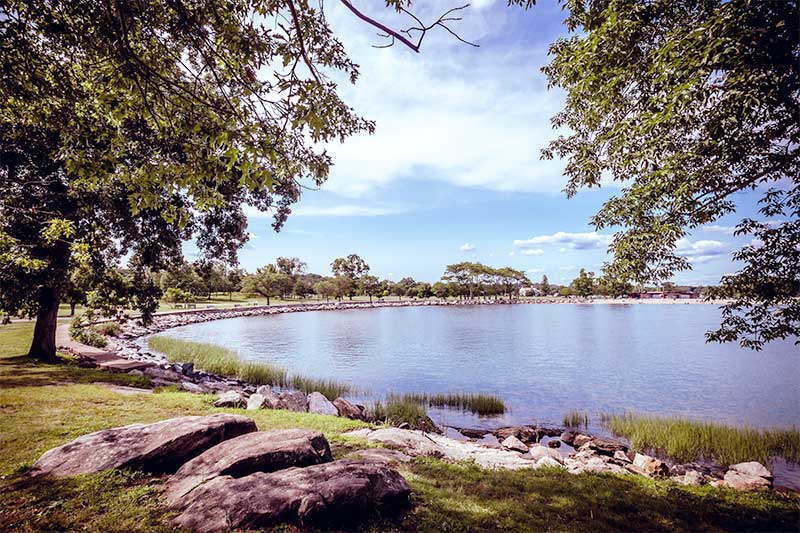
542 0 799 348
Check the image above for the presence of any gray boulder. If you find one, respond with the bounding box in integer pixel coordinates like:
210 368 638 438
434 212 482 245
255 385 281 408
171 460 410 532
31 414 256 478
529 444 563 464
166 429 333 503
307 392 339 416
277 391 308 412
214 390 245 408
333 397 366 420
501 435 528 453
723 462 773 490
631 453 669 477
246 393 267 410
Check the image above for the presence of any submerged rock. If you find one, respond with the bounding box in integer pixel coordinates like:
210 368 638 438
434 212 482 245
31 414 256 478
170 460 410 532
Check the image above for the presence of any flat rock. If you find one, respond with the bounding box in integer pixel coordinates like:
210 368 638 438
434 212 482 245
307 392 338 416
166 429 333 504
31 414 256 478
494 426 546 445
535 456 564 469
333 397 366 420
724 469 772 491
730 461 772 479
214 390 245 408
277 391 308 412
672 470 705 486
349 428 537 470
501 435 528 453
144 366 184 382
255 385 280 408
578 436 627 456
179 382 206 394
171 460 410 532
349 448 413 465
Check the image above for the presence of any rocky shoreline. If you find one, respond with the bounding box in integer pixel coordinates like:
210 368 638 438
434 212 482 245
58 299 779 493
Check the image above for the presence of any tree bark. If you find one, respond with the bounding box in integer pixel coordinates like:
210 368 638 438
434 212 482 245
29 285 62 362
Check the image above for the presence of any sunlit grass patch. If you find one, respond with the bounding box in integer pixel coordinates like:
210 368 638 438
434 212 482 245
601 412 800 466
563 409 589 428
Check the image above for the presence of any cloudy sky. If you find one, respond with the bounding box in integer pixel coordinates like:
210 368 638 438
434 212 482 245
236 0 766 285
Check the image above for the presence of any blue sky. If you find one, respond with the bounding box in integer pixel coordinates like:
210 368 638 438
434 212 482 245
234 0 767 286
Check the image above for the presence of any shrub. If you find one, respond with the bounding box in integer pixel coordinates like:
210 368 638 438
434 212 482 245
163 288 194 303
70 319 107 348
92 322 121 337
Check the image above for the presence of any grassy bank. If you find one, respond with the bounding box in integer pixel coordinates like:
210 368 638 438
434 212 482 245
601 412 800 466
147 335 350 399
2 322 799 531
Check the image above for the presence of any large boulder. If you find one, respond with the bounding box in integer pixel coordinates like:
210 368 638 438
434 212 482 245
31 414 256 478
255 385 280 409
333 397 366 420
277 391 308 412
166 429 333 503
171 460 410 532
307 392 339 416
723 462 773 491
493 426 553 445
577 436 627 456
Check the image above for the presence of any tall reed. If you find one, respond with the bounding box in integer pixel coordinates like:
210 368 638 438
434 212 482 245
563 410 590 428
601 412 800 466
392 392 506 416
147 336 350 399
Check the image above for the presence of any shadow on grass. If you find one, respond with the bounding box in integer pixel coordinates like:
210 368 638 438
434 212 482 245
0 355 150 389
383 459 800 532
0 470 175 532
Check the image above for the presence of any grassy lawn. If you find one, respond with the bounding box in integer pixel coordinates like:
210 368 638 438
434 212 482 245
1 322 798 531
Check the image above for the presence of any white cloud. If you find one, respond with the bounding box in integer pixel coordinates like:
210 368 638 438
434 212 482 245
526 268 544 274
520 248 544 256
460 242 476 252
675 238 728 263
514 231 612 250
245 204 406 217
559 265 575 271
318 3 571 197
508 251 515 256
703 225 736 235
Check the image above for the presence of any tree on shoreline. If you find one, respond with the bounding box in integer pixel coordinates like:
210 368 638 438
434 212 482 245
0 0 482 360
539 0 799 348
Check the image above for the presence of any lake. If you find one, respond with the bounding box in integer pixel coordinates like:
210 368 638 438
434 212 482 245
156 303 799 431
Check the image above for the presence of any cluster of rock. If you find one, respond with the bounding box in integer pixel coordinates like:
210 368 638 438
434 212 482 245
346 426 774 491
214 386 368 421
30 415 410 532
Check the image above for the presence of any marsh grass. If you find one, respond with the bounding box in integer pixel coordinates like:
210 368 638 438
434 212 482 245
563 409 590 428
147 336 349 399
398 392 506 416
371 394 436 431
601 412 800 466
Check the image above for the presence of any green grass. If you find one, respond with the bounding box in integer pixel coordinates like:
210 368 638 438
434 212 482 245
2 322 799 531
147 335 350 399
389 392 506 416
601 412 800 467
371 395 438 431
563 409 590 428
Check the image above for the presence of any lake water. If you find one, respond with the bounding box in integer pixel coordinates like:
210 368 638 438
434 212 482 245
157 303 799 431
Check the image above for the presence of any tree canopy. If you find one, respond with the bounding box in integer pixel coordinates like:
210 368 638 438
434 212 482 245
542 0 799 348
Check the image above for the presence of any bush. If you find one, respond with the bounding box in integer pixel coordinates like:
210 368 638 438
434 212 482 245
92 322 121 337
163 287 194 303
70 321 108 348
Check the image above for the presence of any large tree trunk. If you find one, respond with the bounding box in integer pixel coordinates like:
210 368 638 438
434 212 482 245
29 285 61 362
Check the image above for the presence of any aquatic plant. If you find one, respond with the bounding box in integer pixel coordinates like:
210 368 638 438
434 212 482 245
393 392 506 416
563 410 590 428
370 395 438 432
147 336 350 399
601 412 800 466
